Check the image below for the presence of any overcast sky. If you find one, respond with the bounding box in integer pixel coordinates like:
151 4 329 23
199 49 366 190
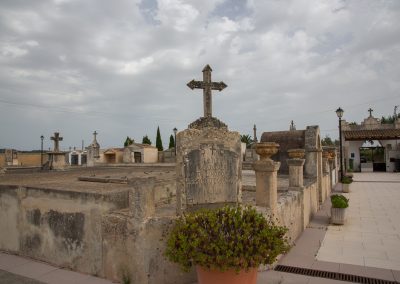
1 0 399 151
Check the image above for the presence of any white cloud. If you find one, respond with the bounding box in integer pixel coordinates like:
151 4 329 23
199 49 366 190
0 0 399 149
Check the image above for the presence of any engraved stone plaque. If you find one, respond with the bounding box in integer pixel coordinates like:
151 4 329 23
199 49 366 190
176 127 242 213
185 144 239 206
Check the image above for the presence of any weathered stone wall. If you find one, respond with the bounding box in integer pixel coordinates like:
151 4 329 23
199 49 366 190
302 180 319 229
276 191 304 242
0 185 128 276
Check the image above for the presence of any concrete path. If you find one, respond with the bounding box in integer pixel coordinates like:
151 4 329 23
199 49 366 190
0 252 113 284
261 172 400 283
317 173 400 271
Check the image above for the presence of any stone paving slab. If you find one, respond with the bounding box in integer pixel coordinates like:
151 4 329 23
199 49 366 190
316 173 400 271
0 252 113 284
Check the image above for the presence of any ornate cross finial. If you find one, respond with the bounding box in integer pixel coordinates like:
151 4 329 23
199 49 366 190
253 124 258 142
368 108 373 117
93 131 98 139
187 64 227 118
50 132 63 152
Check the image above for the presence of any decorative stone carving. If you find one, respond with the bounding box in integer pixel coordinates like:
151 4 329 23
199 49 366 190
255 142 279 160
287 148 305 159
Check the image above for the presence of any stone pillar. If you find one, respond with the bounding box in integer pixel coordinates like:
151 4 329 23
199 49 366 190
128 177 156 222
322 150 330 174
253 143 280 212
287 149 305 189
176 117 242 214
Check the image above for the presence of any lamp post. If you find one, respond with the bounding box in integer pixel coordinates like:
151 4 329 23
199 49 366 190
40 135 44 170
335 107 344 182
173 127 178 156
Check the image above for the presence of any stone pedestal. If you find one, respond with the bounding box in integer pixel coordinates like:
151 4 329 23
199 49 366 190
287 159 305 188
322 150 330 174
48 152 67 169
253 142 280 212
176 118 242 213
253 159 280 211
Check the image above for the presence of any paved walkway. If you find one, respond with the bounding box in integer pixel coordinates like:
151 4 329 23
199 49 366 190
0 252 113 284
262 172 400 283
317 173 400 271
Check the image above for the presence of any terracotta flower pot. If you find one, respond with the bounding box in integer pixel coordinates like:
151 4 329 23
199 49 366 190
196 266 258 284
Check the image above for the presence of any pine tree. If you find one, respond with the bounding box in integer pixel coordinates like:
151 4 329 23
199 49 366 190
168 134 175 149
142 135 151 145
156 126 163 151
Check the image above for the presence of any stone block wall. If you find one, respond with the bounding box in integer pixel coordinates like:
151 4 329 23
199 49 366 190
0 185 128 276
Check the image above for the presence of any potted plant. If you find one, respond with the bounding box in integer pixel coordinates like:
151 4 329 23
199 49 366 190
330 194 349 225
165 206 291 284
341 175 353 193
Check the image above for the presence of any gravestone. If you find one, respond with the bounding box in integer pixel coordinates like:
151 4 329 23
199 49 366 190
87 131 100 166
176 65 242 213
5 149 13 166
48 132 67 169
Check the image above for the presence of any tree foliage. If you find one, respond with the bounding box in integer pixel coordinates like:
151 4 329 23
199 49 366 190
142 135 151 145
321 135 339 146
381 114 400 124
156 126 163 151
168 134 175 149
240 134 253 148
124 136 134 147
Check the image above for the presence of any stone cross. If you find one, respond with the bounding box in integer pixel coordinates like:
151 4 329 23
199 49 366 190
50 132 63 152
187 64 227 118
368 108 373 117
93 131 98 141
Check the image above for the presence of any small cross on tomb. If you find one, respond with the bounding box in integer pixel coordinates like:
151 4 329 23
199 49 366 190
368 108 373 117
187 64 227 118
93 131 98 140
50 132 63 152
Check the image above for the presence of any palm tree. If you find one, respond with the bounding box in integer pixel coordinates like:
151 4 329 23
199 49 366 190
240 134 253 148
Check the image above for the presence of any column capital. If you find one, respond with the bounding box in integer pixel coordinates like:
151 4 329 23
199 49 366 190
287 158 305 167
253 160 280 172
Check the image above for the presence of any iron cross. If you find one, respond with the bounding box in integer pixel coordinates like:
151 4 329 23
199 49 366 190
50 132 63 152
368 108 373 117
187 64 227 118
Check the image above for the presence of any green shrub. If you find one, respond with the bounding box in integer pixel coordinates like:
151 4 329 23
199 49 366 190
331 194 349 208
341 176 353 184
165 206 291 272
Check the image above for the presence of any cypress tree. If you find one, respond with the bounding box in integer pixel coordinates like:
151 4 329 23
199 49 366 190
168 134 175 149
156 126 163 151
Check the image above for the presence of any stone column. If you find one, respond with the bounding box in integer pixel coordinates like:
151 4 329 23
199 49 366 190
253 143 280 212
322 150 330 174
287 149 305 189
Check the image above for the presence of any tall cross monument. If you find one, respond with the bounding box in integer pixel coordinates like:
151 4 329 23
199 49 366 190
187 64 227 118
50 132 63 152
368 108 373 117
